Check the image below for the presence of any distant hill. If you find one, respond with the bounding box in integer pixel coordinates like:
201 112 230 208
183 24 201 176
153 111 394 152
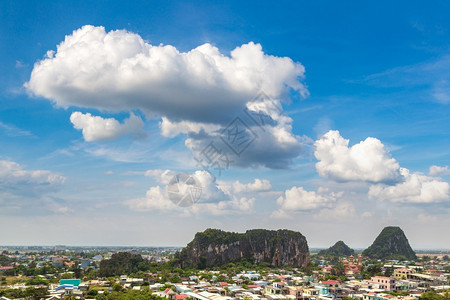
318 241 355 257
362 226 416 260
176 228 309 268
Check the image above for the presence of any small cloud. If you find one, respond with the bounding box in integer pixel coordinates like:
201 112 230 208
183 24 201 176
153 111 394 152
361 211 374 218
369 168 450 204
313 202 356 220
104 170 114 175
270 209 292 219
417 213 438 223
429 165 450 176
314 130 402 184
276 186 341 213
15 60 28 68
313 117 333 137
0 121 33 137
70 112 147 142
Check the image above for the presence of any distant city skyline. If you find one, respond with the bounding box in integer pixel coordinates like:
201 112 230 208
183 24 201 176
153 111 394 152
0 1 449 248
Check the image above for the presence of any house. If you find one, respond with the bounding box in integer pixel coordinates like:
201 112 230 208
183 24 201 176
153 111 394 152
321 280 340 288
80 258 92 269
369 277 395 292
162 287 177 299
175 284 193 293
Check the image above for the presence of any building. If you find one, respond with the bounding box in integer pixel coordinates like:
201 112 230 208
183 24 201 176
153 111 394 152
393 268 415 280
369 277 395 292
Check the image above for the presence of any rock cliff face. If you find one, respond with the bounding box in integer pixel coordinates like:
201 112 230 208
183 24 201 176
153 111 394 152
362 226 416 260
176 229 309 268
318 241 355 257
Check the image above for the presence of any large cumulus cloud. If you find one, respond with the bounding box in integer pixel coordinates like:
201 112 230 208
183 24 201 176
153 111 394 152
25 25 308 167
25 25 307 122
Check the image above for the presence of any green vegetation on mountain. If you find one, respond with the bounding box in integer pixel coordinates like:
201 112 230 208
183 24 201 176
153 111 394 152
318 241 355 257
193 228 243 248
362 226 416 260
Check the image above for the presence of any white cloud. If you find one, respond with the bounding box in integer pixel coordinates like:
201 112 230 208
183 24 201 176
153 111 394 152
159 117 220 138
192 170 229 203
0 160 65 201
314 202 356 220
144 169 175 185
369 168 450 203
219 178 272 194
417 213 438 223
0 160 65 186
126 169 228 212
26 25 307 123
314 130 402 183
361 211 374 218
276 186 341 212
70 112 146 142
125 169 263 214
189 196 255 216
124 186 177 212
429 165 450 176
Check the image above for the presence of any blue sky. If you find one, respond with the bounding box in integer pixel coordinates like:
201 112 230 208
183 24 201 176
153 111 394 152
0 1 449 248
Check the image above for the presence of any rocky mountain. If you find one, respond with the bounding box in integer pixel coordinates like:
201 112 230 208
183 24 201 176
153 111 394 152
176 228 309 268
362 226 416 260
318 241 355 257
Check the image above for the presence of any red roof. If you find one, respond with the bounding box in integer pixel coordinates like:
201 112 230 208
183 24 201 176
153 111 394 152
322 280 339 284
220 282 228 286
247 285 260 288
0 266 13 270
164 288 172 293
176 295 188 300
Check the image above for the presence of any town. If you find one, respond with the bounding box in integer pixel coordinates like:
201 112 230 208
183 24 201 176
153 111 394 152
0 245 449 300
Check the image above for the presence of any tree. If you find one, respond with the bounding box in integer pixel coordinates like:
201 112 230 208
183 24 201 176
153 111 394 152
24 287 48 300
88 288 99 296
99 252 148 277
331 263 345 276
113 283 124 292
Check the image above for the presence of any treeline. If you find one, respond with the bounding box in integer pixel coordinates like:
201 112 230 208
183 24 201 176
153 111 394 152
95 290 166 300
